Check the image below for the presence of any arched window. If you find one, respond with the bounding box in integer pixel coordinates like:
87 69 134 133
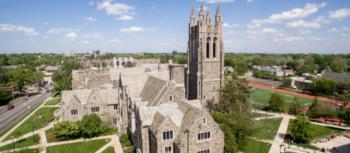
213 38 217 58
206 37 210 58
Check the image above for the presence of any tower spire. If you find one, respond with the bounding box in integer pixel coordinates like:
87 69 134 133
207 8 211 24
190 7 196 26
199 3 205 21
215 6 222 25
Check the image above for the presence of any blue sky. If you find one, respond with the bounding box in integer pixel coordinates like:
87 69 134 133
0 0 350 54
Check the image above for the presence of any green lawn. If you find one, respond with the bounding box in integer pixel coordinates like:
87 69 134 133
13 148 40 153
252 112 271 118
46 139 109 153
249 88 323 109
241 139 271 153
102 146 115 153
0 135 39 151
287 120 343 140
45 98 61 106
252 118 282 140
5 107 58 140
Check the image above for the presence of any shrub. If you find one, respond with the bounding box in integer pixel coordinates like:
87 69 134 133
267 93 286 112
79 114 105 138
53 121 80 139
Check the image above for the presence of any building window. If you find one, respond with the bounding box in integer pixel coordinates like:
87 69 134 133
213 42 216 58
71 109 78 115
198 149 210 153
198 132 211 141
206 42 210 58
202 117 206 125
163 131 173 140
91 106 100 113
169 95 173 102
113 118 117 125
165 146 172 153
113 104 118 110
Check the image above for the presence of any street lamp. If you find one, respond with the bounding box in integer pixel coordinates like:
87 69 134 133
11 136 15 153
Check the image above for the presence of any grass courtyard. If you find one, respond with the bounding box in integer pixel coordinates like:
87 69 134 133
0 135 39 151
5 107 58 140
102 146 115 153
252 118 283 140
46 139 109 153
241 139 271 153
44 97 61 106
249 88 324 109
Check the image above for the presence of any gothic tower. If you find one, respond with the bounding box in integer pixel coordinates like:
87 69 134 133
186 5 224 107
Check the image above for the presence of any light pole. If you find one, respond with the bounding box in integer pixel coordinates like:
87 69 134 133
11 136 15 153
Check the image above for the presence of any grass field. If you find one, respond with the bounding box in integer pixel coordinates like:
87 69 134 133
287 120 344 140
44 98 61 106
46 139 109 153
102 146 115 153
0 135 39 151
241 139 271 153
252 118 282 140
5 107 58 140
249 88 323 109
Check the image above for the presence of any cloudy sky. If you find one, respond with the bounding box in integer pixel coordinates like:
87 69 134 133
0 0 350 54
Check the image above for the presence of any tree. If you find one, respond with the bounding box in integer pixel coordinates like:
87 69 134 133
79 114 105 138
175 56 187 64
212 72 254 152
233 61 248 76
0 88 12 105
282 77 292 88
52 58 81 93
311 78 336 95
290 116 312 143
306 97 321 118
8 67 43 92
289 97 302 115
53 121 80 139
267 93 286 112
330 57 347 72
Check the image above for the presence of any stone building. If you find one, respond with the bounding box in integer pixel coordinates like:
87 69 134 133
186 5 225 107
60 5 225 153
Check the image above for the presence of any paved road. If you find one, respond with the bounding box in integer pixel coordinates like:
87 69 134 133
0 92 51 135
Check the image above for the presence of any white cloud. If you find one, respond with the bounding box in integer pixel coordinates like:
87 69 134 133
328 27 338 32
197 0 234 3
89 1 94 6
309 36 322 41
65 32 77 40
120 26 144 33
84 16 97 22
109 38 119 43
0 24 39 36
248 3 326 28
120 26 157 33
80 40 90 44
329 8 350 20
262 28 277 33
81 32 103 40
273 36 303 42
299 30 311 34
47 28 77 34
287 20 321 29
97 0 135 20
223 22 240 28
247 0 254 3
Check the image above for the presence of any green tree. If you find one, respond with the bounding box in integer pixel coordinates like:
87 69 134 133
267 93 286 112
52 58 81 93
330 57 348 72
290 116 312 143
306 97 321 118
311 78 336 95
233 61 248 76
175 56 187 64
79 114 105 138
289 97 302 115
8 67 43 92
282 77 292 88
53 121 80 139
212 72 254 152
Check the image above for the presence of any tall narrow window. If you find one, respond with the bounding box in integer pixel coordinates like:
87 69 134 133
213 42 216 58
206 42 210 58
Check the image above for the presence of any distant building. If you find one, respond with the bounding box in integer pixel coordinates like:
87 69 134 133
321 70 350 85
290 76 312 91
254 65 294 77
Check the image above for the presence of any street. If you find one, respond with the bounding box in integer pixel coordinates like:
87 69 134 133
0 92 51 135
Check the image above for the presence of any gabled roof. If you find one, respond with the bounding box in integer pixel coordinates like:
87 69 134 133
140 76 168 104
62 89 118 105
321 71 350 84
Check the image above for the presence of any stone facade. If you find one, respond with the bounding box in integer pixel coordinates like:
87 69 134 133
186 5 225 107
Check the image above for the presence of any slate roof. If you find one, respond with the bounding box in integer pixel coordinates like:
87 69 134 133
321 71 350 84
62 89 118 105
140 76 168 105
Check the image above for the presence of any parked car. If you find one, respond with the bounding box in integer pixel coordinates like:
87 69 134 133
7 104 15 110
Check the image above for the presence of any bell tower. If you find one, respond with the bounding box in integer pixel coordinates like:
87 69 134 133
186 5 225 107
